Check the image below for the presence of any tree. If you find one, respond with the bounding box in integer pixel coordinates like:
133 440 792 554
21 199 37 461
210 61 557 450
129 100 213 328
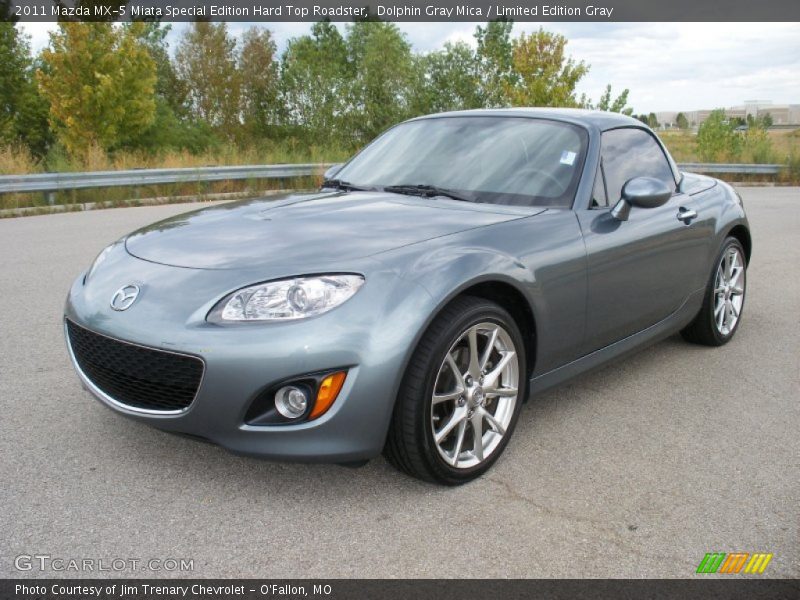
239 27 280 141
133 22 186 116
507 28 589 107
175 22 240 137
38 22 156 156
585 84 633 115
675 112 689 130
747 112 773 129
474 19 515 107
598 85 632 114
119 21 216 154
697 109 739 161
410 41 481 116
345 21 415 142
0 22 51 156
741 113 773 163
1 22 31 143
647 112 659 128
280 21 350 143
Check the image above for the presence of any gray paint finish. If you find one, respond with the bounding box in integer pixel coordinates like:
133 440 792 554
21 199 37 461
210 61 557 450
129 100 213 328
64 109 750 463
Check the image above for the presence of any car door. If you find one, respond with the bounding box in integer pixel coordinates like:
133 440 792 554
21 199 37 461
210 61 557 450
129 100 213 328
576 127 706 353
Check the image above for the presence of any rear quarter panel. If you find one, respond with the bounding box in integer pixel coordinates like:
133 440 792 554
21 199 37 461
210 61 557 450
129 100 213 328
684 176 750 277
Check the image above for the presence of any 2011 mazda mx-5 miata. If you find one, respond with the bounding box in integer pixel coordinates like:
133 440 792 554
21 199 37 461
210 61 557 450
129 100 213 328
65 108 751 484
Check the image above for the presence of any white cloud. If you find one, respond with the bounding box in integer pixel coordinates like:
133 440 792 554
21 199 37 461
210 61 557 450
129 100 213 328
19 21 800 113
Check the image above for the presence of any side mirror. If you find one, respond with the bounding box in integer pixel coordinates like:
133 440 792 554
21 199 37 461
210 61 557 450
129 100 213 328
610 177 672 221
323 163 344 181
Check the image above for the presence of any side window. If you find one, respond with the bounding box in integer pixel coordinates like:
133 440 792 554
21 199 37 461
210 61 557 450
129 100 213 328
600 128 676 203
591 161 607 208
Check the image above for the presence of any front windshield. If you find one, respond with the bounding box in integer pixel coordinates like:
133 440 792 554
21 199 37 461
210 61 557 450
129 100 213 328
334 116 588 207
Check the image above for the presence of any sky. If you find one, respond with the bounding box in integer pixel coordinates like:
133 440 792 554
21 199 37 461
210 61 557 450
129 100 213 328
19 21 800 114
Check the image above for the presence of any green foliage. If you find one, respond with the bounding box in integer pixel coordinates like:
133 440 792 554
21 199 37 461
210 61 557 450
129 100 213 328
474 19 515 107
584 84 632 115
508 28 589 107
3 20 628 164
240 27 280 141
410 42 482 115
695 109 775 163
133 22 187 117
697 110 740 161
131 98 220 154
0 23 52 156
11 19 789 180
741 126 773 163
762 113 774 127
175 22 240 138
280 21 350 144
739 114 774 164
345 21 415 142
38 22 157 157
280 21 416 145
747 112 773 129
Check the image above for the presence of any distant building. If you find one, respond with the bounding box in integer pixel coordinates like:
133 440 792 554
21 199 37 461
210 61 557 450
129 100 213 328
656 101 800 129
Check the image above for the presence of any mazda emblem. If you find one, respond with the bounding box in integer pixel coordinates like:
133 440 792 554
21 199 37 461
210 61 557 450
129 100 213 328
110 284 140 311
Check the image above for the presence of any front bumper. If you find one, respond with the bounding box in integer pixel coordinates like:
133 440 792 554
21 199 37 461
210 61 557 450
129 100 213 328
64 248 433 463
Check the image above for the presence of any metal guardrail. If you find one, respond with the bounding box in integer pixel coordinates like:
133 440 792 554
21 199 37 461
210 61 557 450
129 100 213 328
0 164 331 205
678 162 784 175
0 162 785 206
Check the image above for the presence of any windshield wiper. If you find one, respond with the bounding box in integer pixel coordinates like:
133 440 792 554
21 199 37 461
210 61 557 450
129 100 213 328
321 178 370 192
383 184 473 203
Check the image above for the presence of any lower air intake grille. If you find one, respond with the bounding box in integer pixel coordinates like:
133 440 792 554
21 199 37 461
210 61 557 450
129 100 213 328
66 319 204 412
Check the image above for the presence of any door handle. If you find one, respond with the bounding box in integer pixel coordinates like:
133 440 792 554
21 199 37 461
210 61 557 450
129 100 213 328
677 207 697 223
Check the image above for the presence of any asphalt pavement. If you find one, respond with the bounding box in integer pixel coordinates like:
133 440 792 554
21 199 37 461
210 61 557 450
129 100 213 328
1 188 797 578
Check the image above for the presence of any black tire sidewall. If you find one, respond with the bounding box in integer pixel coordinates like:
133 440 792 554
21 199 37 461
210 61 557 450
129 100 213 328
418 301 526 483
706 237 747 344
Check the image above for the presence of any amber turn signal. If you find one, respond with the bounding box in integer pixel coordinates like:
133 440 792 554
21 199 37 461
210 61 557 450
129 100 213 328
310 371 347 419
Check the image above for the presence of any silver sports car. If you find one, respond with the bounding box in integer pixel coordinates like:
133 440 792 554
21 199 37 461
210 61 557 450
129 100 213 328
64 109 751 484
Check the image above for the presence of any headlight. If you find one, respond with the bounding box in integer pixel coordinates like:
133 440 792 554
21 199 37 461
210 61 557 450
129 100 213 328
209 274 365 323
85 243 115 283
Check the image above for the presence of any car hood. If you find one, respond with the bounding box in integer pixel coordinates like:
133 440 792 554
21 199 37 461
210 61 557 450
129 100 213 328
125 190 535 270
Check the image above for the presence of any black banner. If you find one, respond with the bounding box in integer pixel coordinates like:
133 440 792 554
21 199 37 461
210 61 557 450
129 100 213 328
4 0 800 22
2 579 799 600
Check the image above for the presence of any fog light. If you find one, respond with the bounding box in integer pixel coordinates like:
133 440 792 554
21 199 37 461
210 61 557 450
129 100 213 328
274 385 308 419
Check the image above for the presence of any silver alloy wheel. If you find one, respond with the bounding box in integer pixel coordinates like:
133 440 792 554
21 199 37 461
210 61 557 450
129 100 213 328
430 322 519 469
714 246 746 336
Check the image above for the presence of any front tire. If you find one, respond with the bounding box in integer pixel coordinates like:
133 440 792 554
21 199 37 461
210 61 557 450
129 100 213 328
681 236 747 346
384 296 526 485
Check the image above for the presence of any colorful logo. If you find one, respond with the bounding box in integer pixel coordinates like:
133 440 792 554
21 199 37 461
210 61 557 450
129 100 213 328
696 552 773 574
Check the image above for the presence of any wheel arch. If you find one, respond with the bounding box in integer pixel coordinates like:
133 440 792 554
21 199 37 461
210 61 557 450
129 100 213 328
727 224 752 265
395 275 539 405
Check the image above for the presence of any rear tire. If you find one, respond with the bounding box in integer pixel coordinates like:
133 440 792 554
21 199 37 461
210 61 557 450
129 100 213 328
384 296 526 485
681 236 747 346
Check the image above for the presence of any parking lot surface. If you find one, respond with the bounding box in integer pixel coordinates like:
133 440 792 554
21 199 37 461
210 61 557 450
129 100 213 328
1 188 797 578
